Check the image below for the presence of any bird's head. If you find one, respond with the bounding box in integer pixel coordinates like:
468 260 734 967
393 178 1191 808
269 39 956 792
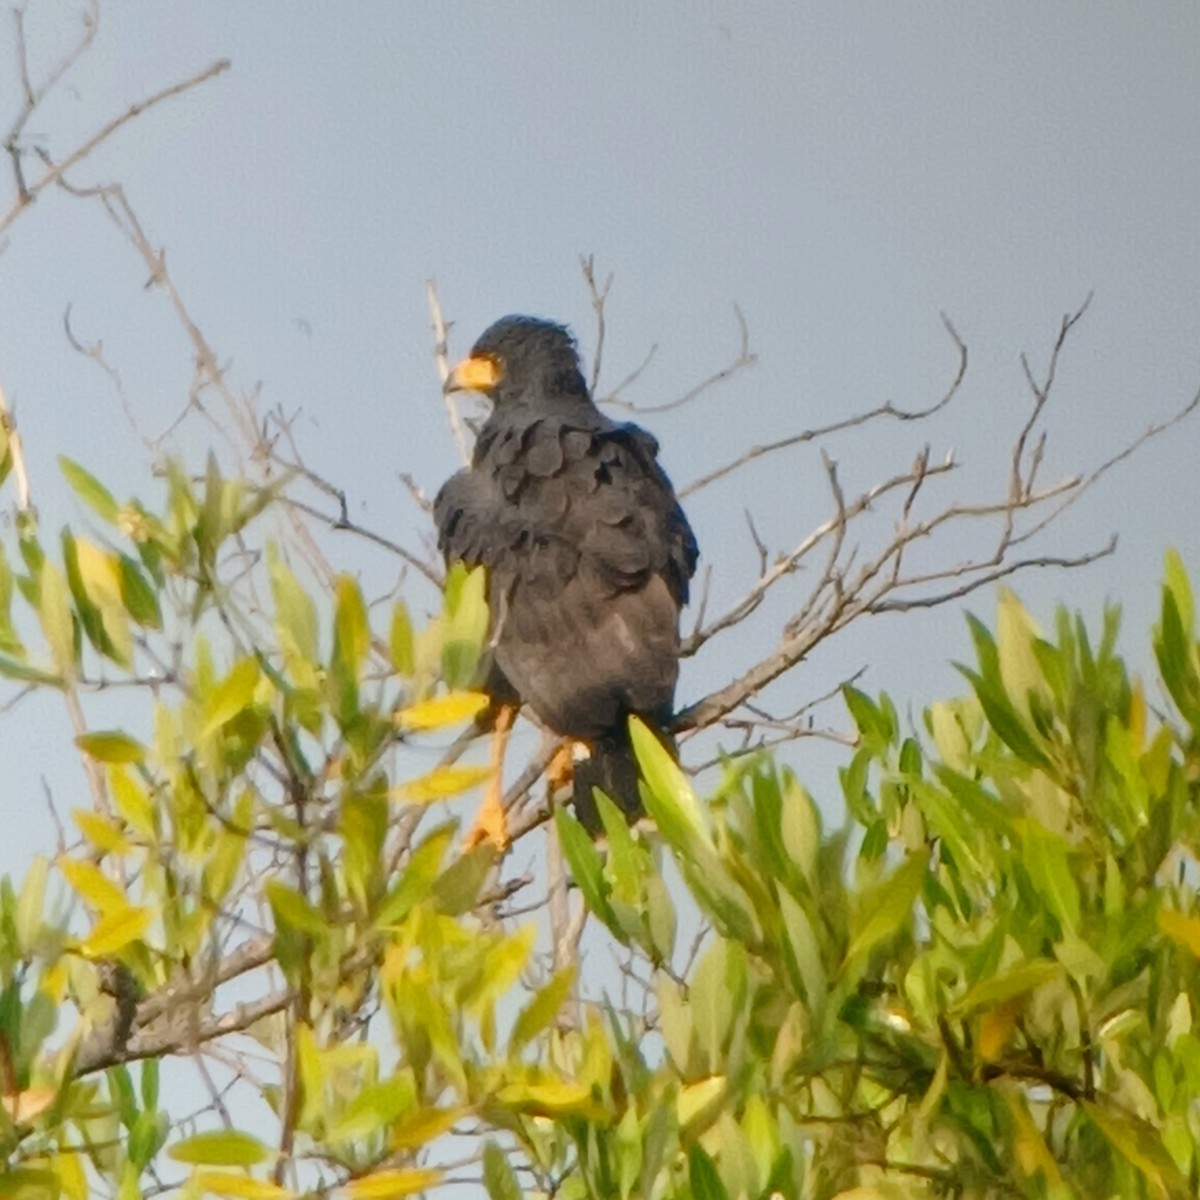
443 315 588 407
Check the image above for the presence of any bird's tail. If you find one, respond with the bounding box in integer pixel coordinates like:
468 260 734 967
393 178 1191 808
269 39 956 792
571 721 675 836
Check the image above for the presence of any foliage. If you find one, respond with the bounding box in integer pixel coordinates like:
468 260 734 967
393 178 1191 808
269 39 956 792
0 450 1197 1199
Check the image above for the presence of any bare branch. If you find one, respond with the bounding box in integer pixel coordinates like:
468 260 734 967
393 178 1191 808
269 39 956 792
4 0 99 203
1 56 230 240
870 539 1118 613
63 303 154 450
683 456 956 656
580 254 613 394
680 312 966 498
427 279 469 465
1011 382 1200 549
672 301 1198 737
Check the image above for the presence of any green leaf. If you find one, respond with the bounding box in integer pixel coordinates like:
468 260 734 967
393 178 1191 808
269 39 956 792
116 554 162 629
16 856 47 953
845 848 929 963
108 1065 138 1128
1022 821 1080 936
201 656 262 737
843 685 892 745
1082 1100 1190 1200
265 881 326 937
510 966 576 1053
955 959 1061 1015
910 778 989 881
140 1059 159 1113
1156 569 1200 724
37 560 76 678
1163 547 1194 639
779 889 825 1010
554 805 622 937
482 1142 522 1200
631 716 709 845
128 1109 169 1170
377 824 454 927
333 573 369 677
0 542 22 656
0 655 60 686
688 1144 731 1200
996 587 1047 717
328 1075 416 1142
442 563 488 686
169 1130 271 1167
390 600 415 676
691 939 746 1067
59 457 120 524
0 1170 61 1199
431 847 492 915
269 548 319 664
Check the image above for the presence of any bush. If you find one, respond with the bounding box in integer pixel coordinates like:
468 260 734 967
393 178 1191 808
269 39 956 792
1 450 1198 1199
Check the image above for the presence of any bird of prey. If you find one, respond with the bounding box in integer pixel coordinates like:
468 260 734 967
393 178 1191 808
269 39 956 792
434 315 698 848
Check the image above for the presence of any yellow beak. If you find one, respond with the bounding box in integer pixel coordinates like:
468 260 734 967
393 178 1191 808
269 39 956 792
443 354 501 394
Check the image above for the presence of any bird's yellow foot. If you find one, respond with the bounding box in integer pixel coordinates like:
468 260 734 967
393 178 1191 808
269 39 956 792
462 777 509 852
547 740 577 795
463 702 516 853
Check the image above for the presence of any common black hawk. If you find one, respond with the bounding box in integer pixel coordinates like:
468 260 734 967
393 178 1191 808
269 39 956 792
434 315 698 847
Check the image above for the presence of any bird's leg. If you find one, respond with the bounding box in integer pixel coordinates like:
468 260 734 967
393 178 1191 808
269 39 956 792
546 740 576 796
463 703 517 852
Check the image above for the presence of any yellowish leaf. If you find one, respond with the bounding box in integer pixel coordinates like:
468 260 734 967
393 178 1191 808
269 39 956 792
342 1168 443 1199
56 1151 89 1200
1158 908 1200 958
75 538 122 606
1083 1099 1190 1199
1128 678 1146 751
110 766 156 839
390 1106 465 1151
202 657 262 737
393 765 491 804
42 959 70 1003
1000 1084 1062 1183
396 691 489 731
59 857 127 915
978 998 1021 1061
72 808 133 855
676 1075 728 1130
38 561 76 678
171 1130 272 1167
496 1077 601 1118
79 903 151 957
75 730 146 764
192 1173 294 1200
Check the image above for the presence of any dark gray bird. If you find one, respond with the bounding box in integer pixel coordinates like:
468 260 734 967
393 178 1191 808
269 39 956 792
434 315 698 844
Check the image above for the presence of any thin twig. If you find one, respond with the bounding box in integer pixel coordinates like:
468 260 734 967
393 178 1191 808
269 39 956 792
581 254 613 394
427 279 469 464
1 57 230 239
680 313 966 498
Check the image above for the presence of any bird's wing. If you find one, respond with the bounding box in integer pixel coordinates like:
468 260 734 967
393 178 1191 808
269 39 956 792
574 420 698 605
434 466 515 571
436 414 697 604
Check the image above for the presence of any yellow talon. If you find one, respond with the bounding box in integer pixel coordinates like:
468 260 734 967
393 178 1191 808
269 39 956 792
463 704 516 852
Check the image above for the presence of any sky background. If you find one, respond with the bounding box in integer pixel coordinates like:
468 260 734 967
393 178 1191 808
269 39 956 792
1 0 1199 1177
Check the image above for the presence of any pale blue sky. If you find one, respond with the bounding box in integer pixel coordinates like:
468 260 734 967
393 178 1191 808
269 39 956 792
1 0 1199 1159
3 0 1199 870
